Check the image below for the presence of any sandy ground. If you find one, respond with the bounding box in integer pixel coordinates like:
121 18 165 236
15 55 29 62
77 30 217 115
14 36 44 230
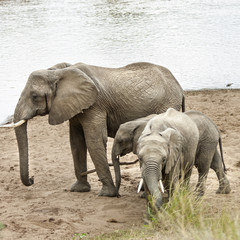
0 89 240 239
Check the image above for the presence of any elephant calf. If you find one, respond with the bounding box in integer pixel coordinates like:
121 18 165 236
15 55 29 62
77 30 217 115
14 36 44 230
112 109 231 200
137 108 199 209
186 111 231 195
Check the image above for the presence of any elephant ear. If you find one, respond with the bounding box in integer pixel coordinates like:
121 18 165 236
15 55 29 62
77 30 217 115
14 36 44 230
163 128 183 175
140 121 152 137
49 67 98 125
132 121 149 154
114 121 145 156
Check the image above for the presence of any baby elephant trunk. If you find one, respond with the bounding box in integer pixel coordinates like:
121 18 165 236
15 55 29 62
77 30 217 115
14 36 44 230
143 165 163 210
111 149 121 196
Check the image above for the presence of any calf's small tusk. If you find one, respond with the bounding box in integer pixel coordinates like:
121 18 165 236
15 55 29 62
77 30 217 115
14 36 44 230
137 178 143 193
159 180 164 193
0 120 26 128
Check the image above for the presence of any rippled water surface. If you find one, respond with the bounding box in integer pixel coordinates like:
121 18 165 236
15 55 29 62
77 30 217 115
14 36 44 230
0 0 240 121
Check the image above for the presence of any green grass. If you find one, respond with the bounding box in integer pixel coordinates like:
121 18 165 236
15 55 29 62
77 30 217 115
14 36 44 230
92 183 240 240
0 223 5 231
72 233 87 239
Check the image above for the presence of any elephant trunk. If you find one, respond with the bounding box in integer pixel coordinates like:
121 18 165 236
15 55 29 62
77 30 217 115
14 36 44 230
14 118 34 186
111 148 121 196
143 164 162 209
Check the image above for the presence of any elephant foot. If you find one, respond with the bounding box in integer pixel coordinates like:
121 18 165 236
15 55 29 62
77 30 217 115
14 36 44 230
216 179 231 194
98 184 117 197
70 180 91 192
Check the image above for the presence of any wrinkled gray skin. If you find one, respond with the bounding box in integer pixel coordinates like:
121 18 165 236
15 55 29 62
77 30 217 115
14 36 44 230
112 110 231 199
137 108 199 209
13 62 184 197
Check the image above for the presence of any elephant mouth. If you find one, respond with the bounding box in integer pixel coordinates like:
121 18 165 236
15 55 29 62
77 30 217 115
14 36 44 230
38 110 48 116
137 178 165 193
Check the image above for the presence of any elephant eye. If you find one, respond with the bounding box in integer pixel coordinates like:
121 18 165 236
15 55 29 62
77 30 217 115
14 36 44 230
31 93 42 102
32 94 38 100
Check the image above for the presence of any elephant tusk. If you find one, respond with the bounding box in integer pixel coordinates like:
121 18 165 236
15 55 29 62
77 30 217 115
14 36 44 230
0 120 26 128
158 180 164 193
137 178 143 193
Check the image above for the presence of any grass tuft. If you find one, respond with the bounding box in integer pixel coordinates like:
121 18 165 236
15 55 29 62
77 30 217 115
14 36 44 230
147 183 240 240
0 223 5 231
72 233 87 239
151 183 204 229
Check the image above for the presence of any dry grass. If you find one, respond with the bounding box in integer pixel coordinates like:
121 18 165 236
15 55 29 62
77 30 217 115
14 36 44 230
92 183 240 240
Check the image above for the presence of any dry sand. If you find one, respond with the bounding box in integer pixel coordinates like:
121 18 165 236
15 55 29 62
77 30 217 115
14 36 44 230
0 89 240 239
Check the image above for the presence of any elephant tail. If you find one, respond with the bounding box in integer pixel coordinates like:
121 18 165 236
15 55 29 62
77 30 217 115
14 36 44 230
182 95 185 112
219 137 227 173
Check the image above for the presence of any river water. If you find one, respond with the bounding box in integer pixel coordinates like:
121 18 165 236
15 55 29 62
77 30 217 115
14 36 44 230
0 0 239 122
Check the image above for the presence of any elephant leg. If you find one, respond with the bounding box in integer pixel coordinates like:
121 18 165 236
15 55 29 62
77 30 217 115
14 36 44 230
195 170 208 196
182 159 194 189
195 151 213 196
87 141 116 196
69 119 91 192
211 150 231 194
82 111 116 197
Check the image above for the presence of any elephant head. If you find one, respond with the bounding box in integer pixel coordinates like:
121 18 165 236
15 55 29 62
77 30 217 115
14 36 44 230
137 127 183 209
111 115 156 195
13 64 98 186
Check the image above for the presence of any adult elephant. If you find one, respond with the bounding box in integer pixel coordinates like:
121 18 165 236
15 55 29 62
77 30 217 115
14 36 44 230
13 62 184 197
